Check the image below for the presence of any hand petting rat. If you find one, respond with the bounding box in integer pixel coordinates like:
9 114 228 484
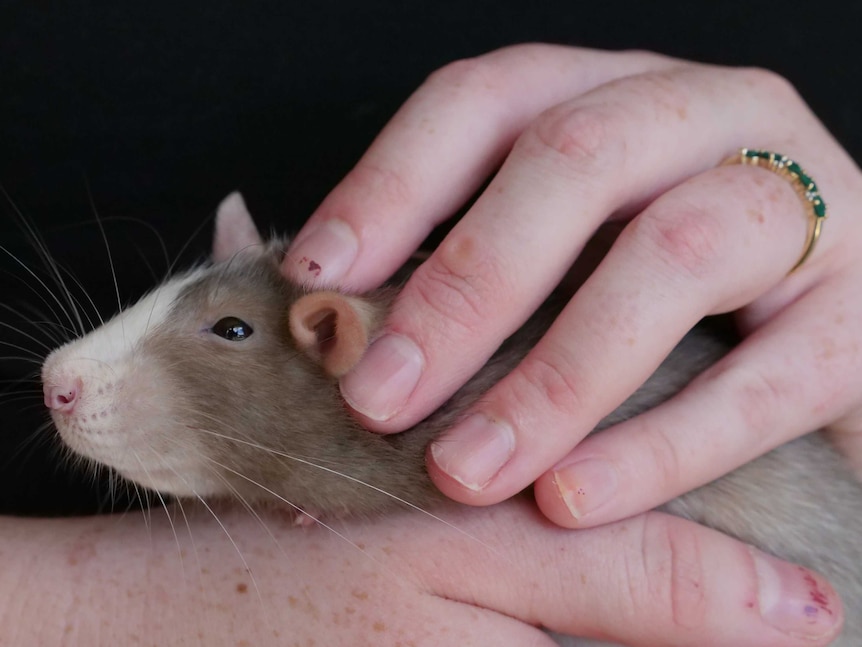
42 193 861 645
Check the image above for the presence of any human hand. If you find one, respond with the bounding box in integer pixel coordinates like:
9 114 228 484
282 44 862 526
0 499 842 646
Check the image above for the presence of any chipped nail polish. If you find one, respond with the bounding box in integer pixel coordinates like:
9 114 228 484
553 459 618 519
752 548 840 639
286 219 358 285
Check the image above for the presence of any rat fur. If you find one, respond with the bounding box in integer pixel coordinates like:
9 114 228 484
41 193 862 645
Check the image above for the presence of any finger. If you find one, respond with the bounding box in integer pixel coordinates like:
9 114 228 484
339 65 813 434
282 44 675 288
423 150 817 504
415 500 844 646
534 271 862 528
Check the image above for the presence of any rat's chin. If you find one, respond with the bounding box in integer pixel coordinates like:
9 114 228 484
114 464 229 498
54 423 224 498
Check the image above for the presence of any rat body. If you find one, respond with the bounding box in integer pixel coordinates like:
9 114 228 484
42 194 862 645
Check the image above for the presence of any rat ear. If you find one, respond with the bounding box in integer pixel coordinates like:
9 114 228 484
289 292 383 378
213 192 263 262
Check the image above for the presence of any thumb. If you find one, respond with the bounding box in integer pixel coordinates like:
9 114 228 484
415 501 844 647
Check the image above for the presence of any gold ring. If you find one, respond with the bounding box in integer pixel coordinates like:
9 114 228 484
722 148 827 273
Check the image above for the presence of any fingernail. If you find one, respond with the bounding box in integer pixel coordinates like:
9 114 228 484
340 334 424 421
286 219 358 285
430 414 515 491
552 459 618 520
751 548 840 639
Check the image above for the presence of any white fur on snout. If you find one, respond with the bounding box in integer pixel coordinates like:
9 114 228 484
42 269 225 495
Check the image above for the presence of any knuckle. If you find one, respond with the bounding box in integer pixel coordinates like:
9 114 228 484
511 350 584 419
643 421 685 494
424 56 500 96
518 104 619 176
410 234 508 333
346 162 415 211
627 69 686 97
734 66 800 104
633 201 726 281
637 513 708 632
708 359 793 442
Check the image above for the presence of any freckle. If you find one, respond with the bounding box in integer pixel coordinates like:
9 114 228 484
356 542 365 550
236 582 248 594
100 411 107 418
443 234 477 268
580 573 587 585
746 208 765 224
351 589 369 601
373 621 386 632
65 624 73 634
345 606 356 615
626 336 635 346
676 106 687 120
288 595 298 608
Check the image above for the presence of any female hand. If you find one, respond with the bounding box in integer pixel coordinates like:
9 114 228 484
283 44 862 528
0 499 842 645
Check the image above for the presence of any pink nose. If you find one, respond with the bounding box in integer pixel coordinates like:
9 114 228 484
44 379 82 413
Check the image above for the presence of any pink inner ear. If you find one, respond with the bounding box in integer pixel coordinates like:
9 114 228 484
289 293 370 378
212 192 263 262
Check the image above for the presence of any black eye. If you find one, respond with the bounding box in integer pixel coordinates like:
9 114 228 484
211 317 254 341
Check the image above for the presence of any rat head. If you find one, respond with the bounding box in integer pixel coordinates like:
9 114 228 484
41 193 389 505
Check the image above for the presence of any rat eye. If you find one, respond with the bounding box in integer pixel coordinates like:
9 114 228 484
211 317 254 341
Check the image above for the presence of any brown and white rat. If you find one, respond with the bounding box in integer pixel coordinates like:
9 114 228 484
41 193 862 645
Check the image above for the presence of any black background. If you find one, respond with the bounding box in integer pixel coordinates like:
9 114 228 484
2 0 860 514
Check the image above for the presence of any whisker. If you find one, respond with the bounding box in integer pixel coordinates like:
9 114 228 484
0 246 81 334
0 322 57 355
198 452 407 581
1 419 55 473
0 187 87 336
57 263 104 329
166 212 215 278
0 355 44 367
0 302 68 346
84 184 124 344
131 449 186 580
188 424 502 557
0 276 71 341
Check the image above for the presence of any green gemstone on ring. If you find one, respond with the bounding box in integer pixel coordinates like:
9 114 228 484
736 148 827 219
813 198 827 218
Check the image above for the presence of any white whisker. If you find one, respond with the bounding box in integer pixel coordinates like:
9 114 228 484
189 424 502 557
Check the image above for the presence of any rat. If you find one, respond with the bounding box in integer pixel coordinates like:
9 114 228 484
41 193 862 645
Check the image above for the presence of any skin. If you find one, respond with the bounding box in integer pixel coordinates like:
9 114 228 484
282 44 862 640
0 500 844 646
